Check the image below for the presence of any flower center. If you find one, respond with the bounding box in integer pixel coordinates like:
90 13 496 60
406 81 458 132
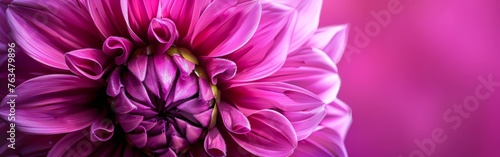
106 46 219 155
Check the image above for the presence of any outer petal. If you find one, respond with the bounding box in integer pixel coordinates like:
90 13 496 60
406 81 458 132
163 0 211 44
7 0 103 70
225 82 324 112
191 0 261 57
227 2 295 82
0 74 105 134
272 0 322 52
48 127 142 157
291 127 348 157
85 0 130 38
321 99 352 140
262 47 341 104
121 0 161 44
304 25 349 64
0 122 64 156
230 109 297 157
224 82 325 139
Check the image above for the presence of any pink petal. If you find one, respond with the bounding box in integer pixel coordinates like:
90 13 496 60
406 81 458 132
282 107 326 140
0 74 104 134
321 99 352 140
304 25 349 64
218 101 251 134
203 58 237 84
262 47 341 104
7 0 103 70
191 0 262 57
163 0 211 44
102 36 134 65
228 2 295 82
204 128 227 157
121 0 161 44
65 48 112 80
90 119 115 142
225 82 325 140
291 127 348 157
273 0 322 52
148 18 178 53
230 109 297 156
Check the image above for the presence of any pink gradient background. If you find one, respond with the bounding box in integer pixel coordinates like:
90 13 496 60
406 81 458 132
320 0 500 156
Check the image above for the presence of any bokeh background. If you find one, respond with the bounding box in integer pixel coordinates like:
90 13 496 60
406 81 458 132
320 0 500 156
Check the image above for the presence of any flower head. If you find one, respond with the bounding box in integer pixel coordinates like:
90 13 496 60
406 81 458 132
1 0 351 156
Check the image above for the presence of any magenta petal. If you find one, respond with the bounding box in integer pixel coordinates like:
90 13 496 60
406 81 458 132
128 54 148 81
117 114 144 132
204 128 226 157
7 0 102 70
226 82 324 111
146 131 167 149
107 67 123 97
191 0 262 57
172 54 195 77
122 71 152 105
218 101 251 134
144 56 161 98
86 0 129 38
114 90 138 114
230 109 297 156
121 0 160 43
304 25 349 63
90 119 115 142
48 129 101 157
198 78 214 101
103 36 134 65
173 74 198 102
154 53 177 100
0 74 104 134
193 108 213 128
128 126 148 148
262 47 340 104
185 124 203 144
273 0 322 52
291 127 348 157
228 2 295 82
203 58 237 84
65 48 111 80
148 18 178 53
177 99 210 114
163 0 211 45
282 107 326 140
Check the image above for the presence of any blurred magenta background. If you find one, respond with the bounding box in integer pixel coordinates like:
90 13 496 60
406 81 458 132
320 0 500 157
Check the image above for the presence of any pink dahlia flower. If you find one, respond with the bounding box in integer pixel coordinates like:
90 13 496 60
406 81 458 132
0 0 351 156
